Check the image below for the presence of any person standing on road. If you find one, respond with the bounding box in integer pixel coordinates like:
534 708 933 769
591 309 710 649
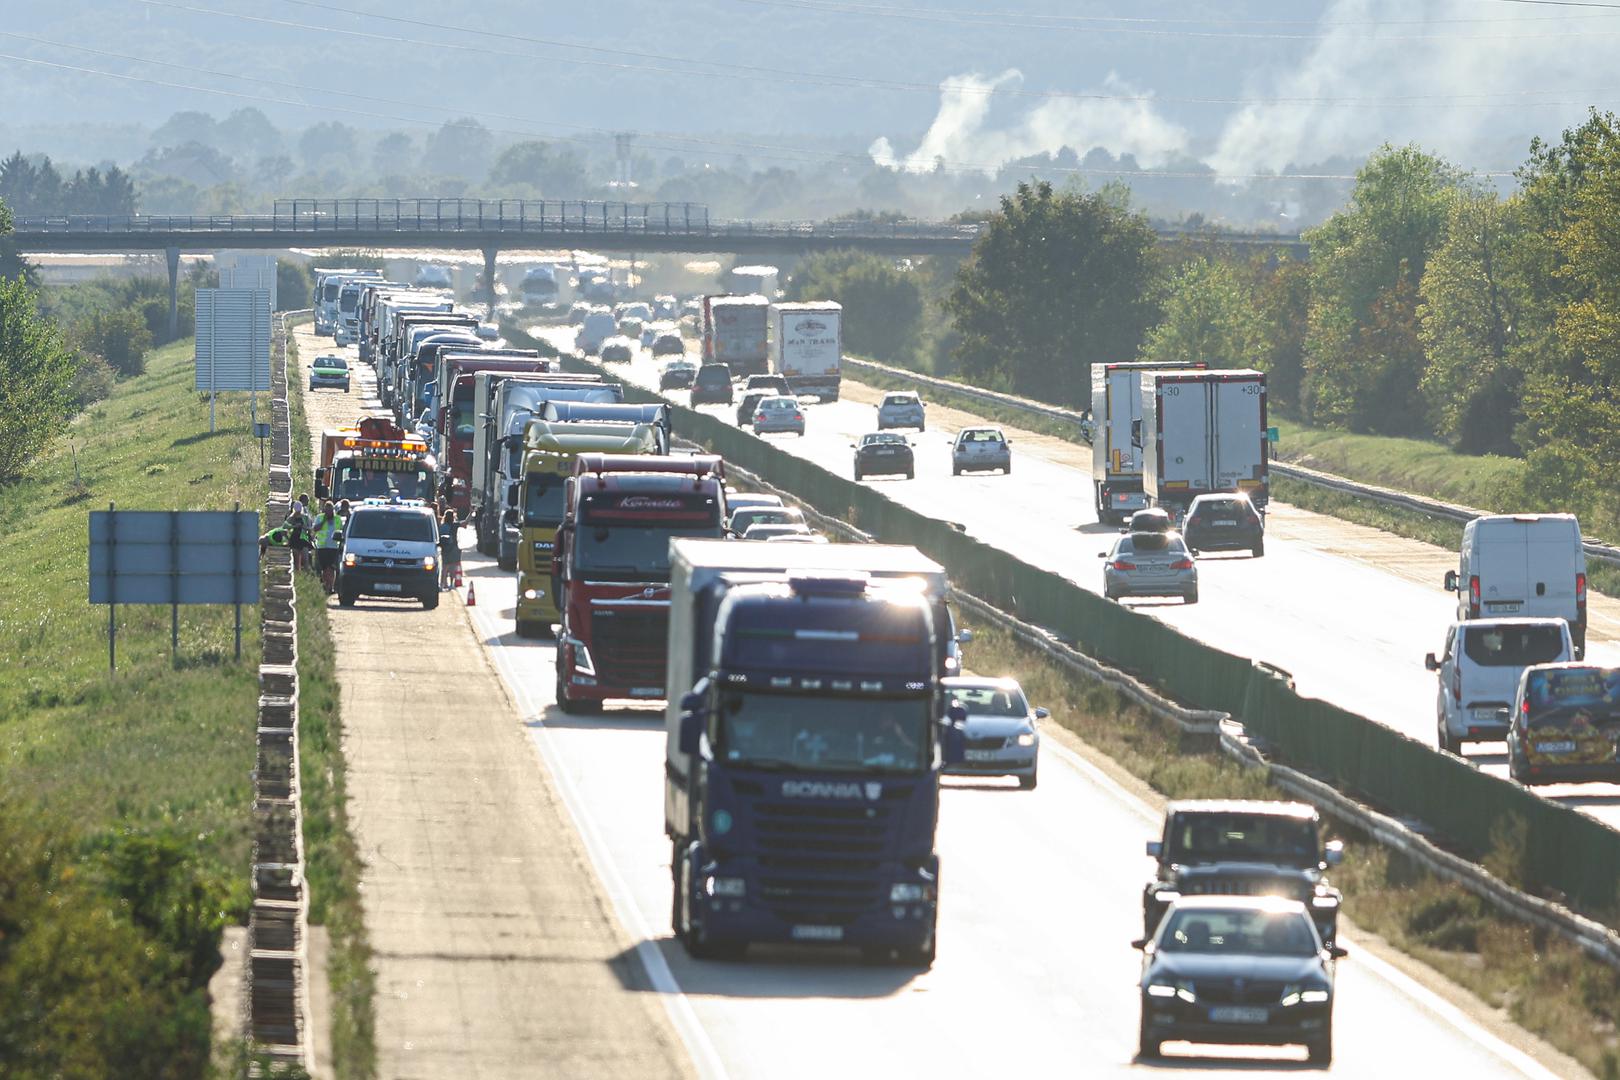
438 508 462 591
312 499 343 594
286 494 313 572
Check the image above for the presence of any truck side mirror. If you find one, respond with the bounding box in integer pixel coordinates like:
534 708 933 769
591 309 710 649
1130 937 1150 951
1323 840 1344 866
678 708 704 755
1424 652 1440 672
1443 570 1459 591
1145 840 1162 858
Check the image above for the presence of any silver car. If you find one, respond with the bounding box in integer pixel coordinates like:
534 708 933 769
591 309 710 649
941 676 1047 789
1101 532 1199 603
952 427 1011 475
742 522 812 541
876 391 926 431
752 395 806 436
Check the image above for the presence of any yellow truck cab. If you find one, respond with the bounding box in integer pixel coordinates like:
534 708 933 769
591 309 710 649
515 419 661 637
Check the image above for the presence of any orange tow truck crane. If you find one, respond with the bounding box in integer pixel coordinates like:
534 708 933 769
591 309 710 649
315 416 439 505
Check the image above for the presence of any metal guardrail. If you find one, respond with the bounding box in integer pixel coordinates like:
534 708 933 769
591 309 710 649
841 355 1620 568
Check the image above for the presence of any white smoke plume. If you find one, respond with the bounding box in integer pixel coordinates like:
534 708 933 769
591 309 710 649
869 69 1188 175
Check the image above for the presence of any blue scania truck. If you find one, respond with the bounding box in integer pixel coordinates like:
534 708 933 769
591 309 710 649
663 539 965 967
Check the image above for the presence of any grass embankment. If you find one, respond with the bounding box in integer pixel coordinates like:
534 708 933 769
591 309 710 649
285 322 377 1080
0 337 264 1073
843 359 1084 442
1272 420 1523 510
968 623 1620 1076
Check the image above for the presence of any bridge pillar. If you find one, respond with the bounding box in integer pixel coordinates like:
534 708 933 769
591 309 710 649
482 245 499 322
166 246 181 340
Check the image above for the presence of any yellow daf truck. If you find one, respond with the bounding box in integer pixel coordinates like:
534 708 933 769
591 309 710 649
514 419 662 637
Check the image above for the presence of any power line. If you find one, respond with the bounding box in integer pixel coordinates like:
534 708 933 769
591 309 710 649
130 1 1620 108
731 0 1620 24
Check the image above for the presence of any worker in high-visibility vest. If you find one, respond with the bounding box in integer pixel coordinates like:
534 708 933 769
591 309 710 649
311 499 344 594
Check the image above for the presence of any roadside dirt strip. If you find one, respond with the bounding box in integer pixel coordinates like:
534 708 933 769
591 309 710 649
294 325 692 1079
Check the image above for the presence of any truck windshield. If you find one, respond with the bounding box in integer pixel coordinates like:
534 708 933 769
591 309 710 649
716 690 931 773
334 465 434 503
524 474 568 526
1165 814 1319 867
575 524 722 577
450 388 474 440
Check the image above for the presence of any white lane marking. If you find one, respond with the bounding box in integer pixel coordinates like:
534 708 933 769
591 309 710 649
471 604 730 1080
1042 740 1559 1078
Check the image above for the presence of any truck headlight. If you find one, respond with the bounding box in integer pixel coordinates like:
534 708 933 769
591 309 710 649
890 883 933 903
705 876 746 897
566 637 595 676
523 588 544 601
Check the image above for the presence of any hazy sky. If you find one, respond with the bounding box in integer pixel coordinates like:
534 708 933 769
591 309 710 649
2 0 1616 178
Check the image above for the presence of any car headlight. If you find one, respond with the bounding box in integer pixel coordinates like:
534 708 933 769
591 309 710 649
1279 984 1330 1007
890 883 933 903
423 556 436 571
343 552 356 567
1147 982 1196 1003
1015 731 1037 747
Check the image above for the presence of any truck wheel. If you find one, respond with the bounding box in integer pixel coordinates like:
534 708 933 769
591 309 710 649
1137 1014 1161 1060
555 671 601 715
897 931 936 971
498 553 516 572
678 850 741 960
422 590 440 610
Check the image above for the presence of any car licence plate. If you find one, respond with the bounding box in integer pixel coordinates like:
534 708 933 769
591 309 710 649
1485 601 1522 613
374 582 402 592
965 749 999 761
1213 519 1236 527
1536 740 1577 754
1208 1006 1268 1024
1471 706 1505 723
791 925 844 942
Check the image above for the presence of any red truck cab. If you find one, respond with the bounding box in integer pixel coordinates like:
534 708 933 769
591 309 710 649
553 454 726 713
436 353 549 514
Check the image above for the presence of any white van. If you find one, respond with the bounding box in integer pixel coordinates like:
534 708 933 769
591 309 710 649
1425 617 1573 754
577 309 617 356
335 500 441 610
1445 514 1586 653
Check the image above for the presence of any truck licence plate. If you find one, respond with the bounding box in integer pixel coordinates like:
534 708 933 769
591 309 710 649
965 749 999 761
1208 1006 1268 1024
791 925 844 942
629 687 662 698
374 582 402 592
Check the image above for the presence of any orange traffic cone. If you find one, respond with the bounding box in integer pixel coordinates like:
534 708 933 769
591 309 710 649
465 580 476 606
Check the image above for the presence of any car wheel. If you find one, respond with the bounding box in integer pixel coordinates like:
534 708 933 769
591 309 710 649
1003 461 1011 474
422 588 440 610
952 464 961 476
1018 765 1038 791
1137 1013 1161 1060
853 468 863 481
918 422 926 432
1307 1026 1332 1066
1184 588 1199 604
1252 538 1265 557
1438 719 1460 755
1104 585 1120 601
905 468 915 480
338 586 358 608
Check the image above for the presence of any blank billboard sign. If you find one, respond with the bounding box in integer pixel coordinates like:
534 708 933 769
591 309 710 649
89 510 260 605
196 288 272 392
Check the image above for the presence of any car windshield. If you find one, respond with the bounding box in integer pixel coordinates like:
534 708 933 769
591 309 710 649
347 511 435 542
318 357 347 370
1159 908 1319 956
334 466 434 503
574 524 722 577
716 689 931 773
1462 625 1566 667
1192 499 1250 520
946 685 1028 716
523 473 568 526
762 398 796 411
1165 813 1319 867
732 508 801 532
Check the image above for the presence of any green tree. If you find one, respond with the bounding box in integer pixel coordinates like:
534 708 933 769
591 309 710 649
82 307 153 377
1247 254 1311 414
299 121 359 173
422 118 493 179
1303 145 1463 433
1139 257 1267 368
488 140 586 195
944 181 1160 405
276 259 312 311
787 250 925 367
0 275 77 480
1417 191 1525 453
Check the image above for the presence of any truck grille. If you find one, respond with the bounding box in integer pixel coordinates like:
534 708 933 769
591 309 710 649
589 606 667 687
749 790 913 924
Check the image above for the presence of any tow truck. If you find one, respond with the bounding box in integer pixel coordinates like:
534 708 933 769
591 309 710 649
315 416 437 505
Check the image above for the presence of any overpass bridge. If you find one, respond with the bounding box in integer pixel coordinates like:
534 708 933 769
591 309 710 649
11 197 1304 330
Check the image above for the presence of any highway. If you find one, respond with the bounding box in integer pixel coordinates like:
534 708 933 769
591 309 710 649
299 322 1579 1077
549 333 1620 829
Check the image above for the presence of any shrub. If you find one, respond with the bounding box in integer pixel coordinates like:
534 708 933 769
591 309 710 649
69 351 117 409
85 306 154 377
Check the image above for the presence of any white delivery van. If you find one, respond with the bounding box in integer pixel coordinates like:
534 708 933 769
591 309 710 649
1425 617 1573 754
1445 514 1587 653
577 309 617 355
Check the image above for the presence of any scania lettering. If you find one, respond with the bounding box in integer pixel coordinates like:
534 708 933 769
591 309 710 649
552 455 726 712
664 541 967 966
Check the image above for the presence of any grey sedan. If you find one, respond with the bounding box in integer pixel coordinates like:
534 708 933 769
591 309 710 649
1101 532 1199 604
752 395 806 436
941 676 1047 789
876 391 926 431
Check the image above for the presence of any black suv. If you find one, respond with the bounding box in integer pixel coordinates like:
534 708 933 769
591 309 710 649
690 363 734 405
1143 800 1343 946
1183 493 1265 557
743 374 792 396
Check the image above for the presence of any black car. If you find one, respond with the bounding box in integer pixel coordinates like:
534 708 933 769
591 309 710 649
736 390 770 428
690 363 734 405
1127 507 1175 534
852 431 914 480
1142 800 1343 949
1183 494 1265 557
659 362 697 391
1135 896 1343 1064
743 374 792 396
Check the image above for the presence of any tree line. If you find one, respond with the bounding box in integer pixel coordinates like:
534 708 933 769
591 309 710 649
790 110 1620 533
0 151 137 217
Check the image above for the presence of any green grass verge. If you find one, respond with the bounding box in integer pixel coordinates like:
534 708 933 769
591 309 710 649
0 335 262 915
844 361 1085 442
1272 418 1524 511
285 320 377 1080
968 623 1620 1077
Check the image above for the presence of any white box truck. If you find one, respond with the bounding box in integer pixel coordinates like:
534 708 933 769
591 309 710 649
768 301 842 401
1139 369 1268 518
1445 514 1588 653
1090 361 1204 524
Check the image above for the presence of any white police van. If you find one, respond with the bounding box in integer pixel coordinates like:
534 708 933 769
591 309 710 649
336 499 440 609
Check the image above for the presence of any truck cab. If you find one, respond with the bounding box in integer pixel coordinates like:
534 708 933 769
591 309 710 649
513 421 661 637
315 417 437 506
665 561 966 966
552 455 727 711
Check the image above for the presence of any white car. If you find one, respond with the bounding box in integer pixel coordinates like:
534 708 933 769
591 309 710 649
1426 618 1572 754
941 676 1047 789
